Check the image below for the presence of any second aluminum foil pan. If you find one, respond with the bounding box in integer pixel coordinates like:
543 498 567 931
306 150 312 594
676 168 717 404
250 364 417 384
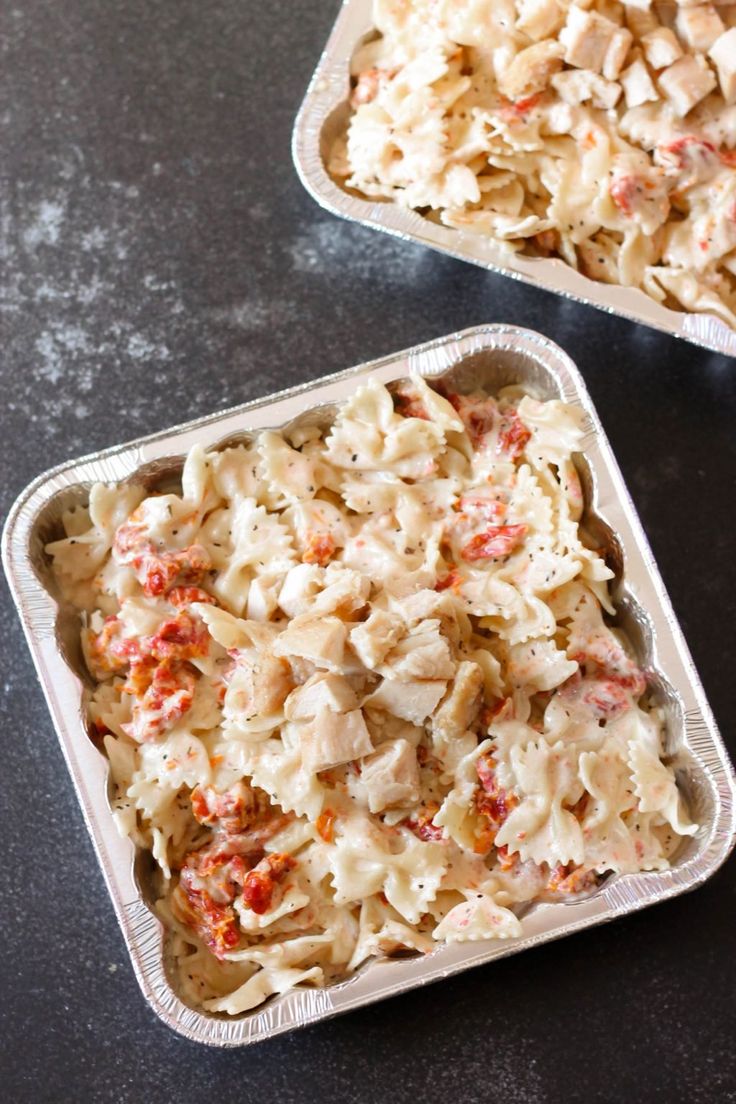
292 0 736 359
3 325 735 1045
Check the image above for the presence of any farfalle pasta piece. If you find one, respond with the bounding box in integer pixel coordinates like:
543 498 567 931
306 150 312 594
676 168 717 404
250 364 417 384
495 738 586 865
628 735 698 838
432 892 522 942
325 379 447 478
327 815 447 924
258 430 321 506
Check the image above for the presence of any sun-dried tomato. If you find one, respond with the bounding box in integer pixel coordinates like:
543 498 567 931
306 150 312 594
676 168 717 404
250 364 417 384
497 411 531 459
148 611 210 662
316 808 337 843
404 802 444 842
241 853 297 915
302 531 336 567
167 585 217 608
461 524 527 562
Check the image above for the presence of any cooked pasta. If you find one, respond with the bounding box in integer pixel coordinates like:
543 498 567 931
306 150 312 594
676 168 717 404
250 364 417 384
48 375 696 1014
330 0 736 328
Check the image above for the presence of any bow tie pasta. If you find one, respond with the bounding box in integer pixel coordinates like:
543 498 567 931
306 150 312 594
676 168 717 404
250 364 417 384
48 376 696 1014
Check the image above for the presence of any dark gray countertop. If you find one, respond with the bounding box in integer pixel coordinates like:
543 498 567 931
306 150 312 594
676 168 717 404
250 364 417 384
1 2 735 1101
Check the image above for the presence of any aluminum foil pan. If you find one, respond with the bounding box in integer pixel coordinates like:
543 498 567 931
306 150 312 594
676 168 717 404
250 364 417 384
3 324 735 1047
292 0 736 360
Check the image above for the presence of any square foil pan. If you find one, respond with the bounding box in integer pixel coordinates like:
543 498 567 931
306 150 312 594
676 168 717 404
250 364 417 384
3 324 735 1047
293 0 736 360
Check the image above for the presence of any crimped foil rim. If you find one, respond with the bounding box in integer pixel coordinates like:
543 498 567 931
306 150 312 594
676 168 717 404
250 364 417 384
3 324 735 1047
291 0 736 360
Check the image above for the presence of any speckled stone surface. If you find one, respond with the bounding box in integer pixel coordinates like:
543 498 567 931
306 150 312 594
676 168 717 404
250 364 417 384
1 2 735 1101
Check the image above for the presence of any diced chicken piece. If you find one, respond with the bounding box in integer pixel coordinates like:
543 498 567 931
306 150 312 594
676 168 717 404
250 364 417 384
516 0 565 41
364 709 423 747
659 53 717 114
298 706 373 772
675 4 725 49
597 0 626 24
561 7 620 72
641 27 684 67
709 28 736 102
284 673 359 721
620 55 659 106
273 615 347 670
229 651 294 719
433 661 484 739
603 27 634 78
380 620 455 681
552 67 622 106
366 678 448 725
349 610 404 669
626 6 659 40
498 40 565 99
391 588 448 624
360 739 421 813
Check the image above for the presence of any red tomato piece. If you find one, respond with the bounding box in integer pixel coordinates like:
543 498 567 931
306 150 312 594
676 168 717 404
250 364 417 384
241 853 296 915
460 524 527 562
148 611 210 662
302 531 336 567
404 802 444 842
497 411 531 459
167 585 217 608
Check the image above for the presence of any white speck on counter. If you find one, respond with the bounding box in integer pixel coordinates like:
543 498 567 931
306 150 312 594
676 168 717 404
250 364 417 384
208 297 284 331
81 227 108 252
127 333 171 360
23 199 66 249
35 325 91 383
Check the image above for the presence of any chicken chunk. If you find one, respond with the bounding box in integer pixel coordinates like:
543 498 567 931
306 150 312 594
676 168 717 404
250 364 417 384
516 0 565 41
620 55 659 107
552 67 622 107
433 661 484 739
626 6 660 41
228 650 294 720
603 27 634 79
366 678 448 725
641 27 684 68
675 5 725 51
658 53 718 115
360 739 421 814
709 28 736 103
284 673 359 721
561 7 620 72
349 610 404 669
498 40 565 99
379 620 456 681
273 614 347 670
298 706 374 772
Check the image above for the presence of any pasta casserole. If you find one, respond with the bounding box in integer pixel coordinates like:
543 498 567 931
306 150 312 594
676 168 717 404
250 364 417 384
330 0 736 328
48 375 696 1014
